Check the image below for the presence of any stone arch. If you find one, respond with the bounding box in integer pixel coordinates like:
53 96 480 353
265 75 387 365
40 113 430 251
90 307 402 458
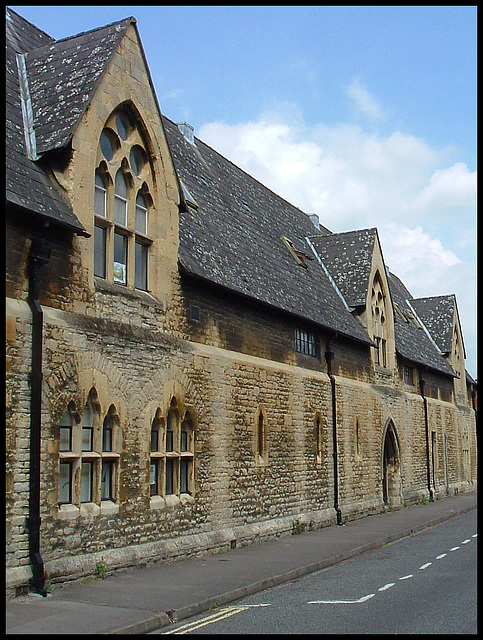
381 419 402 507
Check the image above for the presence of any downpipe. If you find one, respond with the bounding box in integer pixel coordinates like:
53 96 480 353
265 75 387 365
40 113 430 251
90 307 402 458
325 341 342 526
27 238 52 596
419 370 433 502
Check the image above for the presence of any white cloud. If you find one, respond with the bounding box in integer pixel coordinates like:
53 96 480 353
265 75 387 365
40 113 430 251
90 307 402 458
346 76 386 121
198 103 477 376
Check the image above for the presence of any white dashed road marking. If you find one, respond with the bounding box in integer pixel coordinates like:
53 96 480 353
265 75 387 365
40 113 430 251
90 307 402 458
379 583 395 591
419 562 432 570
399 574 413 580
436 553 447 559
450 546 460 552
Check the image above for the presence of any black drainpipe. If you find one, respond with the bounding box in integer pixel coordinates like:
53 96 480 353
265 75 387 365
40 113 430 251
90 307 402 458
418 369 433 502
325 337 342 526
27 237 52 595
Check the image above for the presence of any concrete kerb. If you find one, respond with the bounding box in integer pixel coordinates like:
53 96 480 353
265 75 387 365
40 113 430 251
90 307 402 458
104 501 477 635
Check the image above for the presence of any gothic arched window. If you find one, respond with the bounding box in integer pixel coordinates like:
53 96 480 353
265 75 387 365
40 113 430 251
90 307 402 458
94 105 154 291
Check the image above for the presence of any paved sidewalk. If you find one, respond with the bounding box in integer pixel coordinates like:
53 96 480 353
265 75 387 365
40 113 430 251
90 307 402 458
6 491 477 635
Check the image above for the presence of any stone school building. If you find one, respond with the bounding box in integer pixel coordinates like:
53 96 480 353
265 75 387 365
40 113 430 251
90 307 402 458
6 8 477 595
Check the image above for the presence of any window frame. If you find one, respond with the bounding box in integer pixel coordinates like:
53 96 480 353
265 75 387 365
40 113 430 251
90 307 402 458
295 327 317 357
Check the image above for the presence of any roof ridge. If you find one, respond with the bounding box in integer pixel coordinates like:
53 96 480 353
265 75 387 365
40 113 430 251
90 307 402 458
50 16 136 47
6 7 54 43
162 114 322 228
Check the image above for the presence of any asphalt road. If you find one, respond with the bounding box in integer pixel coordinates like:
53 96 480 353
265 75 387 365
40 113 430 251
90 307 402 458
155 510 477 634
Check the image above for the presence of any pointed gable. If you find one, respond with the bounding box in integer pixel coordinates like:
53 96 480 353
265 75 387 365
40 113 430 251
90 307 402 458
308 228 377 308
410 295 456 355
388 274 455 377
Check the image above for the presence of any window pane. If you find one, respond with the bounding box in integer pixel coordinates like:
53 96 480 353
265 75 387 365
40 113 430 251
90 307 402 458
59 462 72 504
82 427 93 451
114 196 127 226
130 147 144 176
114 171 128 226
115 112 130 140
102 416 113 452
150 421 159 452
180 459 189 494
101 461 114 500
113 232 127 284
94 173 106 217
150 460 159 496
80 462 93 503
135 193 148 234
60 427 72 452
165 459 174 495
94 225 106 278
100 130 116 161
135 241 148 291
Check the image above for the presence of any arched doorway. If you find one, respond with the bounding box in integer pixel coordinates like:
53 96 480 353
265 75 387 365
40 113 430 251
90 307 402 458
382 421 402 507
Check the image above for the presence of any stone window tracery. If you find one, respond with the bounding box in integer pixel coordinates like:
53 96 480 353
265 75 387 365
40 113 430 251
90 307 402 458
371 274 388 368
57 390 121 512
149 399 195 503
93 105 154 291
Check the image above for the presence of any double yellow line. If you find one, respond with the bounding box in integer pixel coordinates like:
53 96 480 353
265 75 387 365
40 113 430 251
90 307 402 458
163 606 249 634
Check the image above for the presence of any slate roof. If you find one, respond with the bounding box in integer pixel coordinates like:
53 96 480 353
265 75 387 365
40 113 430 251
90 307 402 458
6 8 88 235
410 295 457 356
24 17 133 155
6 8 463 379
387 273 455 377
307 228 377 308
307 225 455 376
163 117 372 346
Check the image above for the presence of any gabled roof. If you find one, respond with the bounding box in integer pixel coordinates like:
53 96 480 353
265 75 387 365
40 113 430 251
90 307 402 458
388 273 455 377
307 228 377 308
163 117 372 346
6 8 88 235
410 295 457 355
24 17 133 155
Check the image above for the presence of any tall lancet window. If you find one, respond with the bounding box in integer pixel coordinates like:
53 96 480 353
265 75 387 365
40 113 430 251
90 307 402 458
371 275 387 368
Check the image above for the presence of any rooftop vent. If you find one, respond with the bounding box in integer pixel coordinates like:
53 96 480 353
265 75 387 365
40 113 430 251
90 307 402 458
177 122 195 145
308 214 320 230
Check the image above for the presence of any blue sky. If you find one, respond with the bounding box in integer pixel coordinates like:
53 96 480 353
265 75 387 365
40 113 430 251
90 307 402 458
10 6 477 378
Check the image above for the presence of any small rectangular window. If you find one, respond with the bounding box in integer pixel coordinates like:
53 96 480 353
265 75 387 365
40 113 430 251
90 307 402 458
135 241 148 291
94 225 107 278
295 328 317 357
404 365 414 385
113 231 127 285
